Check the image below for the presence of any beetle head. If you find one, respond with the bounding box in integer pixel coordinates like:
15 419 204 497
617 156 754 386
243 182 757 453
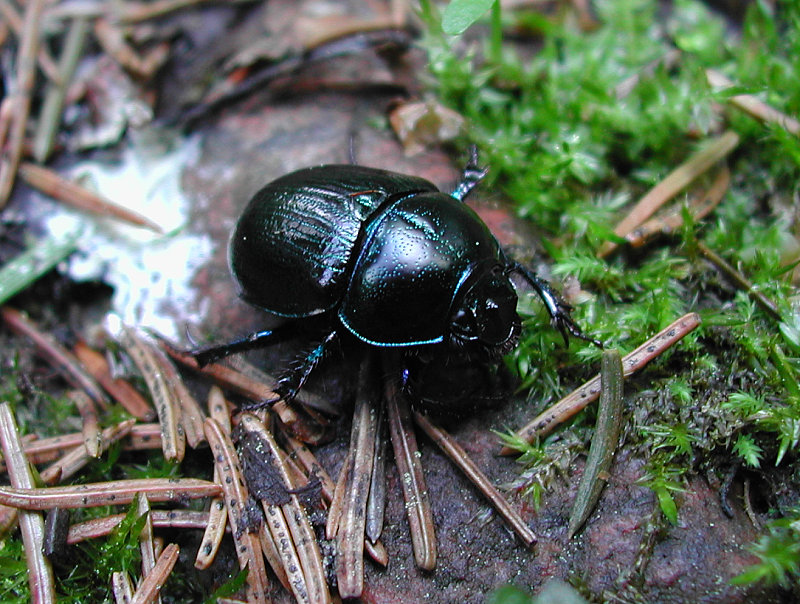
450 268 520 355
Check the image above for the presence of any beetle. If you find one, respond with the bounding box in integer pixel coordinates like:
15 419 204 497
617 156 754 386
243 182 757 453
194 149 599 412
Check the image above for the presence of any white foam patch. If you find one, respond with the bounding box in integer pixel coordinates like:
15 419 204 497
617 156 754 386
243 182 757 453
43 134 212 339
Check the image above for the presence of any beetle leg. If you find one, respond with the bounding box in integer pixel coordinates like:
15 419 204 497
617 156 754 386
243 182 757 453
192 323 299 367
270 330 340 404
509 262 603 348
450 145 488 202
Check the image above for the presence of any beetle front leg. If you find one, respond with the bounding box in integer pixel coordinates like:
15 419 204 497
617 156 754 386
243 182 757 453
450 145 488 202
509 262 603 348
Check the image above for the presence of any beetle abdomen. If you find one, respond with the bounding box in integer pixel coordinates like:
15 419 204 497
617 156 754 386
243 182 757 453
339 192 502 346
230 165 438 317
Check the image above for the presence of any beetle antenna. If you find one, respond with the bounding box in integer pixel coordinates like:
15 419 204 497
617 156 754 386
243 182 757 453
451 145 488 202
508 262 603 348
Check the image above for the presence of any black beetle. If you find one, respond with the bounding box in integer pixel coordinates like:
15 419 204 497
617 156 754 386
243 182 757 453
194 150 598 412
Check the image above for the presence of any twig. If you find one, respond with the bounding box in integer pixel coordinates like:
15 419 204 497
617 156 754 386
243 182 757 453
0 403 57 603
413 412 536 547
384 353 436 570
597 131 740 258
18 162 163 232
502 312 702 454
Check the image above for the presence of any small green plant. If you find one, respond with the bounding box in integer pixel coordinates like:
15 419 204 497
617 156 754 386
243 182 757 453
420 0 800 593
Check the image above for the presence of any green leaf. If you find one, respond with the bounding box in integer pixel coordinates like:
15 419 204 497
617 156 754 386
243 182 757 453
442 0 496 35
654 484 679 524
0 224 83 305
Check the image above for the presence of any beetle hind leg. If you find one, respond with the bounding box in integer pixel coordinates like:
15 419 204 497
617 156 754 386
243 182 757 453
266 330 340 405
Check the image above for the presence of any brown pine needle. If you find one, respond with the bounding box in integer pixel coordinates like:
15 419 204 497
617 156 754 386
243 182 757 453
0 478 221 510
203 418 273 603
0 307 109 409
707 69 800 136
68 510 214 544
0 403 57 603
135 494 159 604
502 312 702 454
40 420 136 485
384 355 436 571
0 0 60 83
68 390 101 458
18 162 163 232
241 414 331 604
159 337 325 444
625 166 730 248
336 356 379 599
121 327 186 462
146 341 206 448
130 543 180 604
74 341 155 420
597 131 740 258
194 386 229 570
0 0 46 207
414 412 536 547
112 571 134 603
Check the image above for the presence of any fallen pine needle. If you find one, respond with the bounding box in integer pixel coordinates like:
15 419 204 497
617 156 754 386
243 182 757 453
502 312 701 454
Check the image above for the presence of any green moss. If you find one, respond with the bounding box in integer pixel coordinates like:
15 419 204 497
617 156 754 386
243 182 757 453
425 0 800 591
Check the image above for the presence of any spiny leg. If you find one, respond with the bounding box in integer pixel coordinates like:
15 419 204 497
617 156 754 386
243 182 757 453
509 262 603 348
450 145 488 202
246 329 340 408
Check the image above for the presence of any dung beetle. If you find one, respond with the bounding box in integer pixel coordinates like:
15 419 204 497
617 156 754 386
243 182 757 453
194 149 599 412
